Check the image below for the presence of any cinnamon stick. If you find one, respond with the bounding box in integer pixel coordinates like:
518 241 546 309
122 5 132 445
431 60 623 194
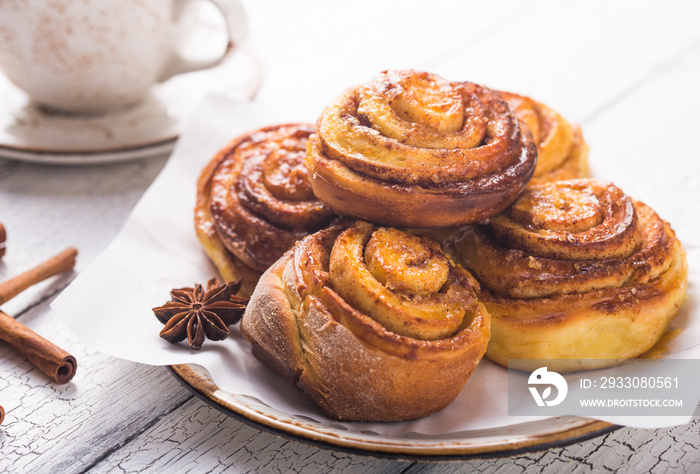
0 247 79 384
0 310 77 383
0 247 77 305
0 222 6 259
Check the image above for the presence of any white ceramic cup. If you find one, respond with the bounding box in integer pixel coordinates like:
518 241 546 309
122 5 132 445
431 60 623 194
0 0 248 114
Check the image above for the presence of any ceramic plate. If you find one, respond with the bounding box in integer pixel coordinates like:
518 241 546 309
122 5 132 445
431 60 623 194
169 363 620 460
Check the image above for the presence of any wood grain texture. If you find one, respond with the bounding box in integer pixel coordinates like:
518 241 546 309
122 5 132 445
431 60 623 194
0 303 192 474
0 157 167 316
1 0 699 472
60 394 700 473
87 398 412 474
405 419 700 473
432 0 700 124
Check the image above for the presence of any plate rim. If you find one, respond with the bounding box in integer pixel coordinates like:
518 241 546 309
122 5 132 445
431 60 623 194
168 363 620 461
0 134 178 155
0 137 177 165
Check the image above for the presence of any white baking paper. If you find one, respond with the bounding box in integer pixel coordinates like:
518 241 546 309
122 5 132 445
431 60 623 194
51 94 700 433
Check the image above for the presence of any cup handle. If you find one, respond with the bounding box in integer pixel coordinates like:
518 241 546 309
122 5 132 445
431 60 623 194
158 0 249 82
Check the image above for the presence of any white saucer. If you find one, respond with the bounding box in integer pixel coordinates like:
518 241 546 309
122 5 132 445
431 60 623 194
0 46 262 165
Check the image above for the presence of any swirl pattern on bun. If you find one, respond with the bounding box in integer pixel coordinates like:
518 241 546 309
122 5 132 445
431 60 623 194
241 221 490 421
305 70 538 227
195 124 335 295
446 179 687 372
499 91 589 185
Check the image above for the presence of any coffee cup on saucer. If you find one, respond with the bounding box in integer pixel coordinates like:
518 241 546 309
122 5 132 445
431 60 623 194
0 0 248 115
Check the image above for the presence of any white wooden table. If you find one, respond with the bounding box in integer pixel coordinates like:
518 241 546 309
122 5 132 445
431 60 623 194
2 1 699 472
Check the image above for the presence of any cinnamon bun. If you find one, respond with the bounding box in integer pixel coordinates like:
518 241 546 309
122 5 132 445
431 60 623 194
195 124 335 296
446 178 687 372
305 70 538 228
499 91 589 185
241 221 490 421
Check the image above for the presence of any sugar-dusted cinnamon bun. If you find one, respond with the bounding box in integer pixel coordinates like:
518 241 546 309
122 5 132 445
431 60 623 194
446 179 687 372
241 221 490 421
499 91 589 185
195 124 335 296
305 70 537 228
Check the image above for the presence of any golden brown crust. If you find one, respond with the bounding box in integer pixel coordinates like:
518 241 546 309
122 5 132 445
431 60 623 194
195 123 335 296
445 178 688 372
305 70 537 228
499 91 589 185
241 221 490 421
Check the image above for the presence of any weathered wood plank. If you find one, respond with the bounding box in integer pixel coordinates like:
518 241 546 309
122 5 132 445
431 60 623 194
431 0 700 124
0 302 193 474
402 419 700 473
0 159 167 273
86 398 412 474
0 157 181 473
582 43 700 243
247 0 534 114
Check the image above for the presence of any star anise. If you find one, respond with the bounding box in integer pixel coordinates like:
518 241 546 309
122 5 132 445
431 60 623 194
153 278 248 350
